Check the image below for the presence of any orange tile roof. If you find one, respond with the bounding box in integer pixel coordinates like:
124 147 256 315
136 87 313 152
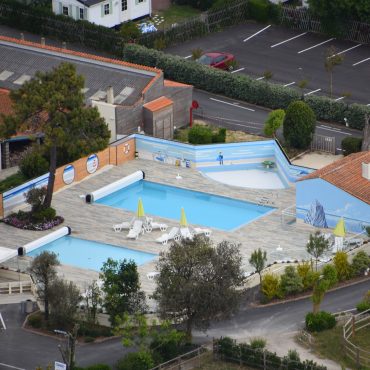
300 151 370 205
0 35 162 98
164 79 192 88
0 89 13 116
143 96 173 112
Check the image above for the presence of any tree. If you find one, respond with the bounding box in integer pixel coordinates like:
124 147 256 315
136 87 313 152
48 278 81 329
100 258 147 325
311 273 329 313
153 235 245 341
263 109 285 138
333 251 351 281
83 280 103 324
351 251 370 276
120 21 141 44
324 46 343 98
249 248 267 284
261 273 280 301
322 264 338 288
283 100 316 149
29 251 60 320
306 231 330 271
3 63 110 208
280 266 303 296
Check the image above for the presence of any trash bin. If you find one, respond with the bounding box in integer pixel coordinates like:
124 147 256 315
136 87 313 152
25 299 34 313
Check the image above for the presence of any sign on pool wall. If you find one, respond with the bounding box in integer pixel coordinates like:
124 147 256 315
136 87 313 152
86 154 99 174
62 165 75 185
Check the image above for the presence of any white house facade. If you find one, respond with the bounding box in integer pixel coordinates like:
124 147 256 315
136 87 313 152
52 0 151 28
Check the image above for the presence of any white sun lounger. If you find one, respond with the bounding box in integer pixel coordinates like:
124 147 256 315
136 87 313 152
193 227 212 237
180 227 193 240
113 221 132 232
156 227 180 245
127 220 143 240
144 221 168 233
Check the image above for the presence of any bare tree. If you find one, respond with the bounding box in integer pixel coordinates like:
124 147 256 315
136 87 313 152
325 46 344 98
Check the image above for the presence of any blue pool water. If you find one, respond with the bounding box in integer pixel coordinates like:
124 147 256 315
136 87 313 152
27 236 156 271
96 180 274 231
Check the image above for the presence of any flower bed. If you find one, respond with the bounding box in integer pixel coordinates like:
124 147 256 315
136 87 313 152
2 212 64 231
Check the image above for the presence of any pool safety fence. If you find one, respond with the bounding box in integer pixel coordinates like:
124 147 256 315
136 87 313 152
18 226 71 256
0 137 135 218
85 170 144 203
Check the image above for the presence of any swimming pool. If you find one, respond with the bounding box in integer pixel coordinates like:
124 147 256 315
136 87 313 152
27 236 156 271
198 163 289 189
95 180 274 231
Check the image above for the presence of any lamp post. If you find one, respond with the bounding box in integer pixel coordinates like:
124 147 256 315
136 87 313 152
54 324 79 370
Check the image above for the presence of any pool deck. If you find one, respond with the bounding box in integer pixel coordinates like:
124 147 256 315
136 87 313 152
0 158 352 299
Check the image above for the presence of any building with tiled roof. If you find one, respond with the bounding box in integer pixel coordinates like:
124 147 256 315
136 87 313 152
296 151 370 233
0 35 193 169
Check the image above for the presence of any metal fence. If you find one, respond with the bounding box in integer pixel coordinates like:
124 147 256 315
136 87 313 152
311 134 336 154
343 309 370 368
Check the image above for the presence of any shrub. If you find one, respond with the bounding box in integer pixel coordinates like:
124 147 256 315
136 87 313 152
188 125 213 144
247 0 270 23
280 266 304 296
0 172 27 193
27 313 42 328
283 100 316 149
116 351 154 370
322 264 338 288
212 127 227 143
82 365 111 370
297 261 314 290
264 109 285 137
250 337 266 350
351 251 370 276
356 300 370 312
120 21 141 43
341 137 362 156
191 47 203 60
19 150 49 179
305 311 336 332
261 273 280 300
78 321 112 338
333 251 351 281
216 336 238 358
32 207 57 223
25 187 47 213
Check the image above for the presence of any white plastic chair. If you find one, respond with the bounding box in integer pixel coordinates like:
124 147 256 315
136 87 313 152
156 227 180 245
180 227 193 240
127 220 143 240
193 227 212 237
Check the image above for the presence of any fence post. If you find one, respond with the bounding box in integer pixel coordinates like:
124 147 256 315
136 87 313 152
263 350 267 370
352 315 356 337
356 347 360 368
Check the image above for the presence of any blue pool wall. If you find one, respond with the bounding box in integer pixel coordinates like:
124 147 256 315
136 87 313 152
133 134 312 183
296 178 370 234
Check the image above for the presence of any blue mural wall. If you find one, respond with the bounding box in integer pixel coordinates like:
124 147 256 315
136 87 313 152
134 134 311 183
296 178 370 233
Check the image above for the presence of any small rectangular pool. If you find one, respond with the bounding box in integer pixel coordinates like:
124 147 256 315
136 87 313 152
95 180 274 231
27 236 156 271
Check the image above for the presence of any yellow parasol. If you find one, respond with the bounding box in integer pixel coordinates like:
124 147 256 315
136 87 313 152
333 217 346 237
136 198 145 218
180 207 188 227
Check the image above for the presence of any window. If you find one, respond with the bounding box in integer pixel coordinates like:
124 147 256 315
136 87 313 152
104 3 110 15
62 6 68 15
214 55 226 63
138 0 144 3
79 8 84 19
121 0 127 11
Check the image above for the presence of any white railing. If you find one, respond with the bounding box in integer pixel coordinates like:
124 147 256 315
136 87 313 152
0 281 33 294
281 205 296 226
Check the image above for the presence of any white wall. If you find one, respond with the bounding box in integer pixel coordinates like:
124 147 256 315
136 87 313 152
53 0 151 27
92 100 117 143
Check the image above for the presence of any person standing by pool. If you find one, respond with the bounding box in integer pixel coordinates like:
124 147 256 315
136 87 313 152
218 152 224 165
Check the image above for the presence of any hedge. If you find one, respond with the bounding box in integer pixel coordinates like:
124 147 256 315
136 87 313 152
123 44 370 129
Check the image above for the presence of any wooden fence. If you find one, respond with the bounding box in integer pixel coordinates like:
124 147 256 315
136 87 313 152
343 309 370 368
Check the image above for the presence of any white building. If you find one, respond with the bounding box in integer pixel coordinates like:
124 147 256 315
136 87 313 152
52 0 151 28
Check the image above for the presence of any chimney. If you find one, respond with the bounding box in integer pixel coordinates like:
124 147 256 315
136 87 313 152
107 86 114 104
362 162 370 180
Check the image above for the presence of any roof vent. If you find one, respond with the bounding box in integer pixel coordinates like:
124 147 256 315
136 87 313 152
362 162 370 180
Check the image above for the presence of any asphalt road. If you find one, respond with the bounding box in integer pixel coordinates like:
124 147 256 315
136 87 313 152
1 279 369 369
166 23 370 105
193 88 362 154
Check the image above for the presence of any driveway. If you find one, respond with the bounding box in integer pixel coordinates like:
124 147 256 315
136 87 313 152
166 23 370 105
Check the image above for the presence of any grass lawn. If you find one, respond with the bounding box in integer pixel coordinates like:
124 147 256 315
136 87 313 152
0 171 27 193
308 325 370 370
153 5 201 29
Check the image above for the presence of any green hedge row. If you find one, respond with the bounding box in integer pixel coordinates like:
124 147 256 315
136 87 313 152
123 44 370 129
216 337 327 369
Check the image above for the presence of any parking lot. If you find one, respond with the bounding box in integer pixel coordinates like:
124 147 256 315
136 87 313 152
166 23 370 105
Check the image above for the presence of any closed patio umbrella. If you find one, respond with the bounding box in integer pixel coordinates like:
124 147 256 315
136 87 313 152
136 198 145 218
180 207 188 227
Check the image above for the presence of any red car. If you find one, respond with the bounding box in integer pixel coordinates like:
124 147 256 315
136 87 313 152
196 52 235 71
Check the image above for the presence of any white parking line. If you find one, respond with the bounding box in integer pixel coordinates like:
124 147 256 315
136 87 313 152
210 98 255 111
329 44 361 57
298 38 335 54
304 88 321 96
231 67 245 74
283 81 295 87
318 125 352 135
243 25 271 42
334 96 345 101
271 32 307 48
184 55 192 59
367 104 370 106
256 76 264 80
0 363 25 370
353 57 370 66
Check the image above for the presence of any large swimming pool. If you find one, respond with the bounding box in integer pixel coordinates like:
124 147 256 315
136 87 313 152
95 180 274 231
27 236 156 271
